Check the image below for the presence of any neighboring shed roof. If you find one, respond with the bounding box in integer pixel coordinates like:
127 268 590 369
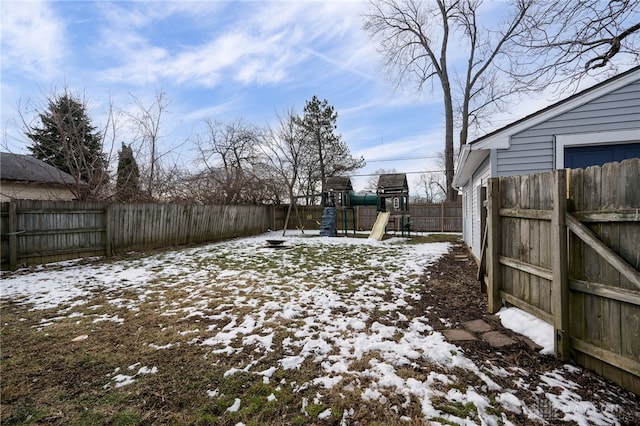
323 176 353 192
1 152 78 186
377 173 408 193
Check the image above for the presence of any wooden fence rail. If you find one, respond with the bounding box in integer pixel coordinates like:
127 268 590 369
481 158 640 394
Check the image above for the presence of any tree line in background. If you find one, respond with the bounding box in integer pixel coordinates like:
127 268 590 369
13 0 638 204
20 90 366 205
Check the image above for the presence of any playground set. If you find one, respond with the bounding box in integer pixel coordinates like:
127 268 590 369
320 173 410 240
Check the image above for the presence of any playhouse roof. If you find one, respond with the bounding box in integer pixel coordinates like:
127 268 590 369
323 176 353 192
377 173 408 194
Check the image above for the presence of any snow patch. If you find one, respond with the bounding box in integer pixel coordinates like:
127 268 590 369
497 307 553 354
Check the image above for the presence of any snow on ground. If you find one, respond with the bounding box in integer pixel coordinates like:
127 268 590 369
0 231 627 424
497 306 554 355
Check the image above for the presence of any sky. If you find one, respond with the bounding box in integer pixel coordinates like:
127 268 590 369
0 1 636 195
2 230 632 424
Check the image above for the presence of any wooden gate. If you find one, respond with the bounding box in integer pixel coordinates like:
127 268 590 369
480 158 640 394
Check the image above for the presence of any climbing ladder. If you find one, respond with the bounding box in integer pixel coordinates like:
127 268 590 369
319 207 337 236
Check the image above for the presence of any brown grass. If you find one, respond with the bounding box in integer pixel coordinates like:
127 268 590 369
1 291 449 425
3 236 635 426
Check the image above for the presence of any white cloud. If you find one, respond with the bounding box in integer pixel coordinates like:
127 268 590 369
174 31 297 86
94 0 372 90
100 39 169 85
0 0 67 77
253 1 378 80
96 1 226 30
181 97 247 123
355 130 443 163
98 17 298 87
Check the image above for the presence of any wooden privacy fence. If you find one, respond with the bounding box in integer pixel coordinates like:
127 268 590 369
1 200 273 270
481 158 640 394
283 202 462 233
358 203 462 233
1 199 461 270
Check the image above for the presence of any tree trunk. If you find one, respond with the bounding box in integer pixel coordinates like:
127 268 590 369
442 77 456 201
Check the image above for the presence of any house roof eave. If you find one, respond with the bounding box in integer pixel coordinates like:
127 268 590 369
472 136 510 151
453 145 489 189
469 66 640 149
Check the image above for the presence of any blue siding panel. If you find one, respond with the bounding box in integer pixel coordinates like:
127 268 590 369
497 79 640 176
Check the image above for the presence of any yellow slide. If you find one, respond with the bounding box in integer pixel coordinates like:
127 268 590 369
368 211 391 241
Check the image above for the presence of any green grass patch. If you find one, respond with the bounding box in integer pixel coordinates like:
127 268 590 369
402 234 461 244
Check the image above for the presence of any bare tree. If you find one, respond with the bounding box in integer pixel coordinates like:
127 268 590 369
249 161 284 204
196 119 263 204
155 162 202 203
510 0 640 90
169 168 215 204
260 108 310 233
415 148 452 203
126 88 169 200
415 172 446 203
261 109 305 202
364 0 534 201
364 168 397 193
99 97 125 199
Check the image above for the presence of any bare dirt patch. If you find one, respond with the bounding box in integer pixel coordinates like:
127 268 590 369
416 242 640 425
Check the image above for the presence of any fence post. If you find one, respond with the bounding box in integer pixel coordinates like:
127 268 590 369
551 170 570 360
487 178 502 313
270 204 276 231
105 204 112 257
8 202 18 270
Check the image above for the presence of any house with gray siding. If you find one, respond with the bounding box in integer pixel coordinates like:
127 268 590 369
453 66 640 259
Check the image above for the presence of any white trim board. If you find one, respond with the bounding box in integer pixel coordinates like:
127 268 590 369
554 129 640 169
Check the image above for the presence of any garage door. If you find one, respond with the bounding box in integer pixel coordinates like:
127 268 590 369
564 142 640 168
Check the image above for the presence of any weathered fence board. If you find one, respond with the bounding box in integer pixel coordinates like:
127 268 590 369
0 200 106 268
108 204 271 253
278 202 461 234
355 202 462 233
1 201 272 270
483 158 640 394
1 199 462 270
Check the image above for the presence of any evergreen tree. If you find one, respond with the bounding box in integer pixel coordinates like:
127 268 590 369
115 143 141 202
296 96 364 201
26 91 107 197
